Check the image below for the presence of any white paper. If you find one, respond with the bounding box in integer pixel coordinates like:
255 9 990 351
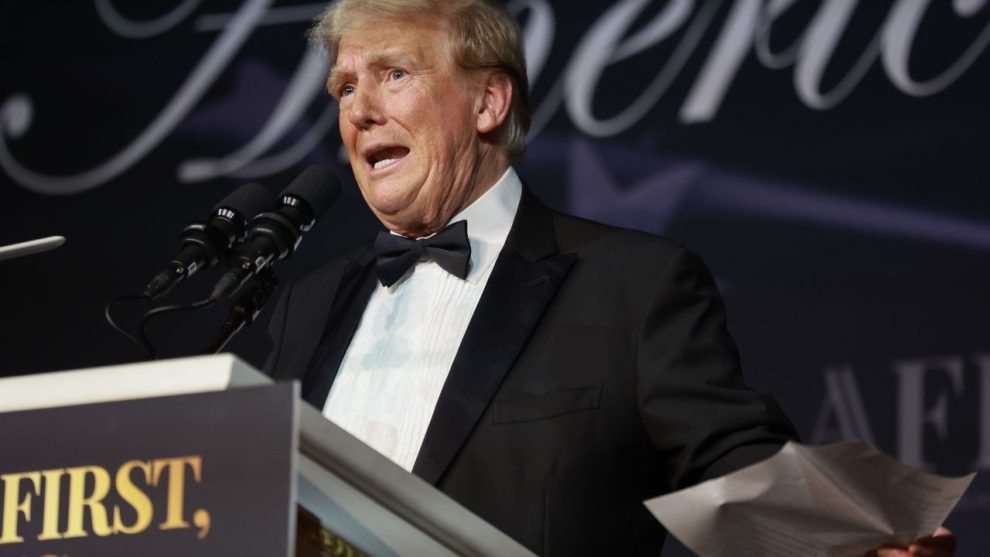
644 441 975 557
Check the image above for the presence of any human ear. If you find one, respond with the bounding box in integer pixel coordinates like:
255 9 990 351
476 72 513 135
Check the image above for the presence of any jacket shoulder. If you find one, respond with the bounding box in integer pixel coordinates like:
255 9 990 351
550 210 687 266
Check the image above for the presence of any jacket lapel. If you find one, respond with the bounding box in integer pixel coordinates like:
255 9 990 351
300 246 378 408
413 192 576 484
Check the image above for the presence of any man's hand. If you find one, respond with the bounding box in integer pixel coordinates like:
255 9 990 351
866 527 956 557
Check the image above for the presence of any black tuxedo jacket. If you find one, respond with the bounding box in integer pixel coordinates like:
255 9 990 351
265 190 796 555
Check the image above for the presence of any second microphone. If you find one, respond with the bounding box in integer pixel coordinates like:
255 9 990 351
210 165 341 302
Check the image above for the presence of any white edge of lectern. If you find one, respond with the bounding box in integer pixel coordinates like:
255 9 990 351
0 353 266 413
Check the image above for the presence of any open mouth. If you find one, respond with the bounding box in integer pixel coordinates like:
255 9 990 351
367 146 410 171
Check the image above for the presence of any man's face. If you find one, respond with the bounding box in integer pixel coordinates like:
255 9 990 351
331 19 492 237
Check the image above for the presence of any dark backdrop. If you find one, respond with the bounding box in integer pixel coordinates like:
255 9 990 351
2 1 988 554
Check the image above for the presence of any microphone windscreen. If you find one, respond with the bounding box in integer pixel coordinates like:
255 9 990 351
214 182 277 218
281 165 341 218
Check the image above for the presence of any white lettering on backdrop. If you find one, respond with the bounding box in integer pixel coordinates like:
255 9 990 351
1 0 987 193
811 353 990 472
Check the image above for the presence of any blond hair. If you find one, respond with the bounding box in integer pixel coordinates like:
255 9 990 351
309 0 531 160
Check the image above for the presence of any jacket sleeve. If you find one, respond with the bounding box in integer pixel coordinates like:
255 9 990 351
635 247 798 489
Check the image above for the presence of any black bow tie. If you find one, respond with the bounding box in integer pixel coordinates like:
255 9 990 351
374 220 471 287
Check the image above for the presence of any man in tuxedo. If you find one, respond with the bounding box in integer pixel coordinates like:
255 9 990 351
265 1 956 555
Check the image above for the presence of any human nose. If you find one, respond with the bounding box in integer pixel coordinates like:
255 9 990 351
346 85 386 129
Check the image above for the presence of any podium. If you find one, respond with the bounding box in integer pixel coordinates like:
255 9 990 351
0 355 536 556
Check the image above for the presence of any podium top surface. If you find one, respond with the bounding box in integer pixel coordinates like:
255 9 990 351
0 353 270 413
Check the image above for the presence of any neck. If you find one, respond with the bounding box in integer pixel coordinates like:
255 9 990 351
455 155 510 221
388 150 510 238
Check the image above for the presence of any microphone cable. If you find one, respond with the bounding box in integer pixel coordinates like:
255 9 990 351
137 297 217 360
104 294 156 359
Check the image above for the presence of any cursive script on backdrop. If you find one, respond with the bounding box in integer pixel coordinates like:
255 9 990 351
1 0 988 194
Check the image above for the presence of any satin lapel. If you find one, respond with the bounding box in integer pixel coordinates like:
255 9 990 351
413 192 576 485
300 247 378 408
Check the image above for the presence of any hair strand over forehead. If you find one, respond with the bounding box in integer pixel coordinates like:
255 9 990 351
308 0 531 161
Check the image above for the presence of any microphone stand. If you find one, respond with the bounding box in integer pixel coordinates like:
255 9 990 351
201 268 279 355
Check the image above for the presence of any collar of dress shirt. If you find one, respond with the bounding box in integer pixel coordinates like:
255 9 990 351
447 166 522 284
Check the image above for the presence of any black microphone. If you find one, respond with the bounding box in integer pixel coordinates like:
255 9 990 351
143 183 276 300
210 165 341 302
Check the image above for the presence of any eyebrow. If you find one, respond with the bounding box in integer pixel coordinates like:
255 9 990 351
326 68 351 96
328 49 421 95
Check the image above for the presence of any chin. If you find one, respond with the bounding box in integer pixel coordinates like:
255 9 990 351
365 176 431 212
366 191 415 217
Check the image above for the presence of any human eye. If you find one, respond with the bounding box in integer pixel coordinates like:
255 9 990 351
389 69 406 81
340 84 355 97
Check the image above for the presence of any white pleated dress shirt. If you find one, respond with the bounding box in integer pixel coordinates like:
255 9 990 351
323 168 522 471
